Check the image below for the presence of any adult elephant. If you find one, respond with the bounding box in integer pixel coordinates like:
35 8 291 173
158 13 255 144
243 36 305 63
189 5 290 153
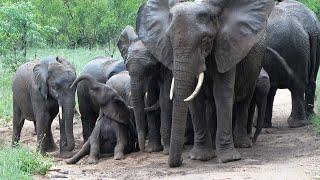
77 56 125 141
12 57 76 154
263 0 320 128
118 25 194 153
118 25 172 153
139 0 274 167
279 0 320 119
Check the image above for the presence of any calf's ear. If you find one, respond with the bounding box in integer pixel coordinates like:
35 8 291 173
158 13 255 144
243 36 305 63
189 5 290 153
33 62 49 100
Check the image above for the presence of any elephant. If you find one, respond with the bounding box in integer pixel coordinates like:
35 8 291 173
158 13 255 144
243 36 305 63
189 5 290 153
118 25 171 153
247 68 270 143
117 25 194 153
77 56 126 142
138 0 274 167
66 72 139 164
12 56 76 154
262 1 320 128
278 0 320 119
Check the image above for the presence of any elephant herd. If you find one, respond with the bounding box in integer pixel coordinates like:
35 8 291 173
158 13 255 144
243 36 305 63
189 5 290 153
11 0 320 168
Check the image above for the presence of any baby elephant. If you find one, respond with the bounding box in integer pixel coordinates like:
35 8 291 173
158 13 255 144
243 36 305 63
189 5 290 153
12 57 77 154
247 68 270 143
66 71 141 164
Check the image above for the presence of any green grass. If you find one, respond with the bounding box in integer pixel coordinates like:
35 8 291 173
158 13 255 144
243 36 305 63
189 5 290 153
0 47 122 121
0 146 52 179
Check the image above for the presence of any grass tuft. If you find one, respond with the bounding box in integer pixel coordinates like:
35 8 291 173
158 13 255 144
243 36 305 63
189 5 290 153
0 146 53 179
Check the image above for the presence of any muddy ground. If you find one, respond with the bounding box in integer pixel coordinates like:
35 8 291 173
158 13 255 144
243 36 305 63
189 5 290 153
1 90 320 179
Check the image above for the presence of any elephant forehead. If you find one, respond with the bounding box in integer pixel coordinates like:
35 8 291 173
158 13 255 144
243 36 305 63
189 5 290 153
171 2 210 16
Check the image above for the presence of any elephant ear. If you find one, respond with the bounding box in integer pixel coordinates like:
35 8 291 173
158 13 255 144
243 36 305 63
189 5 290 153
102 93 130 125
117 26 138 62
211 0 274 73
137 0 175 70
33 61 49 100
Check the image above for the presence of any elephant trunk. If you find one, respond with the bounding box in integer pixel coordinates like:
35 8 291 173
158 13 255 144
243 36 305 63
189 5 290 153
62 94 76 151
71 74 99 89
169 58 195 167
130 76 147 151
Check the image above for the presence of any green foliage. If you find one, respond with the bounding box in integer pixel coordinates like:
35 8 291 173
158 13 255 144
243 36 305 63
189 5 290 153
298 0 320 18
0 146 52 179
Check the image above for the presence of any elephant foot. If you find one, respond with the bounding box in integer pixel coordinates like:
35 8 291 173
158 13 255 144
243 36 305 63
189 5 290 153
87 156 99 164
234 134 252 148
163 147 169 155
114 152 125 160
47 143 58 152
59 151 74 159
263 121 272 128
65 158 77 165
168 156 183 168
217 148 241 163
145 141 163 153
287 116 309 128
188 147 215 161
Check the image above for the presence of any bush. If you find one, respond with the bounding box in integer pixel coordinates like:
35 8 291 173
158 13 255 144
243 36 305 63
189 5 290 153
0 146 52 179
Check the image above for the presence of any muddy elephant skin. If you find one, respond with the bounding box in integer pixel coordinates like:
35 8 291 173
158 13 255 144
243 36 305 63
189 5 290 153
12 56 77 154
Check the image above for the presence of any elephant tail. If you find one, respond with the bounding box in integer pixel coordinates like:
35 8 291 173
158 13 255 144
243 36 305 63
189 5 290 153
266 47 304 86
71 74 99 89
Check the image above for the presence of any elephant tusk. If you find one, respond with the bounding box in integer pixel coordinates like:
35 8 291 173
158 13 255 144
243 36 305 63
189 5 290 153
170 78 174 100
59 106 63 119
184 72 204 102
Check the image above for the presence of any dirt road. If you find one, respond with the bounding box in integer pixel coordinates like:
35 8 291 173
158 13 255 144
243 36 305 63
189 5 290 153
1 90 320 179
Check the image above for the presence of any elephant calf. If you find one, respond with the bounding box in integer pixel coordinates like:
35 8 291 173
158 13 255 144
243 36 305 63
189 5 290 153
12 57 76 154
247 68 270 143
66 72 141 164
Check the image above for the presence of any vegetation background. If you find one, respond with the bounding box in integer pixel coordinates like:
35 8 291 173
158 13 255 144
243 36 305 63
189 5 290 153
0 0 319 178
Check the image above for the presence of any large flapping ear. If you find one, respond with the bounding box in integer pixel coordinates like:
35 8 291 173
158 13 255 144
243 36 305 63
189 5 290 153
117 26 139 61
101 88 130 125
33 61 49 100
205 0 274 73
136 0 179 70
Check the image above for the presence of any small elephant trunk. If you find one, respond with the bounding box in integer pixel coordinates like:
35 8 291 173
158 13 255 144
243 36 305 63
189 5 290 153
71 74 99 89
61 95 76 152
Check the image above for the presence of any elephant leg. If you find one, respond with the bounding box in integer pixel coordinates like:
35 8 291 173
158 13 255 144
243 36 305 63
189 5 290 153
33 121 37 135
184 113 194 145
159 70 172 154
87 120 102 164
288 88 309 128
36 117 50 153
65 140 90 164
247 98 256 136
206 99 217 149
47 111 58 152
305 35 319 118
188 85 215 161
12 103 24 147
234 91 254 148
145 82 162 153
253 91 268 143
264 88 277 128
114 124 127 160
213 67 241 163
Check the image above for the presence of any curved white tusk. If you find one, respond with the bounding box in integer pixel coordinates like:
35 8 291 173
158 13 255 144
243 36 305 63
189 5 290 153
184 72 204 102
59 106 63 119
170 78 174 100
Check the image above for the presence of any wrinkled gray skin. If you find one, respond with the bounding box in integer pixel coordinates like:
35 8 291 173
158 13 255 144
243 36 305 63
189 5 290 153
12 57 76 154
66 72 139 164
77 56 125 142
118 25 194 153
139 0 274 167
279 0 320 120
263 1 320 128
247 68 270 143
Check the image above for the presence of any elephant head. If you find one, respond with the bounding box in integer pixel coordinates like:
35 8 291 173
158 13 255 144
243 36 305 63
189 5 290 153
33 56 77 151
138 0 274 166
71 74 131 125
117 25 158 150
